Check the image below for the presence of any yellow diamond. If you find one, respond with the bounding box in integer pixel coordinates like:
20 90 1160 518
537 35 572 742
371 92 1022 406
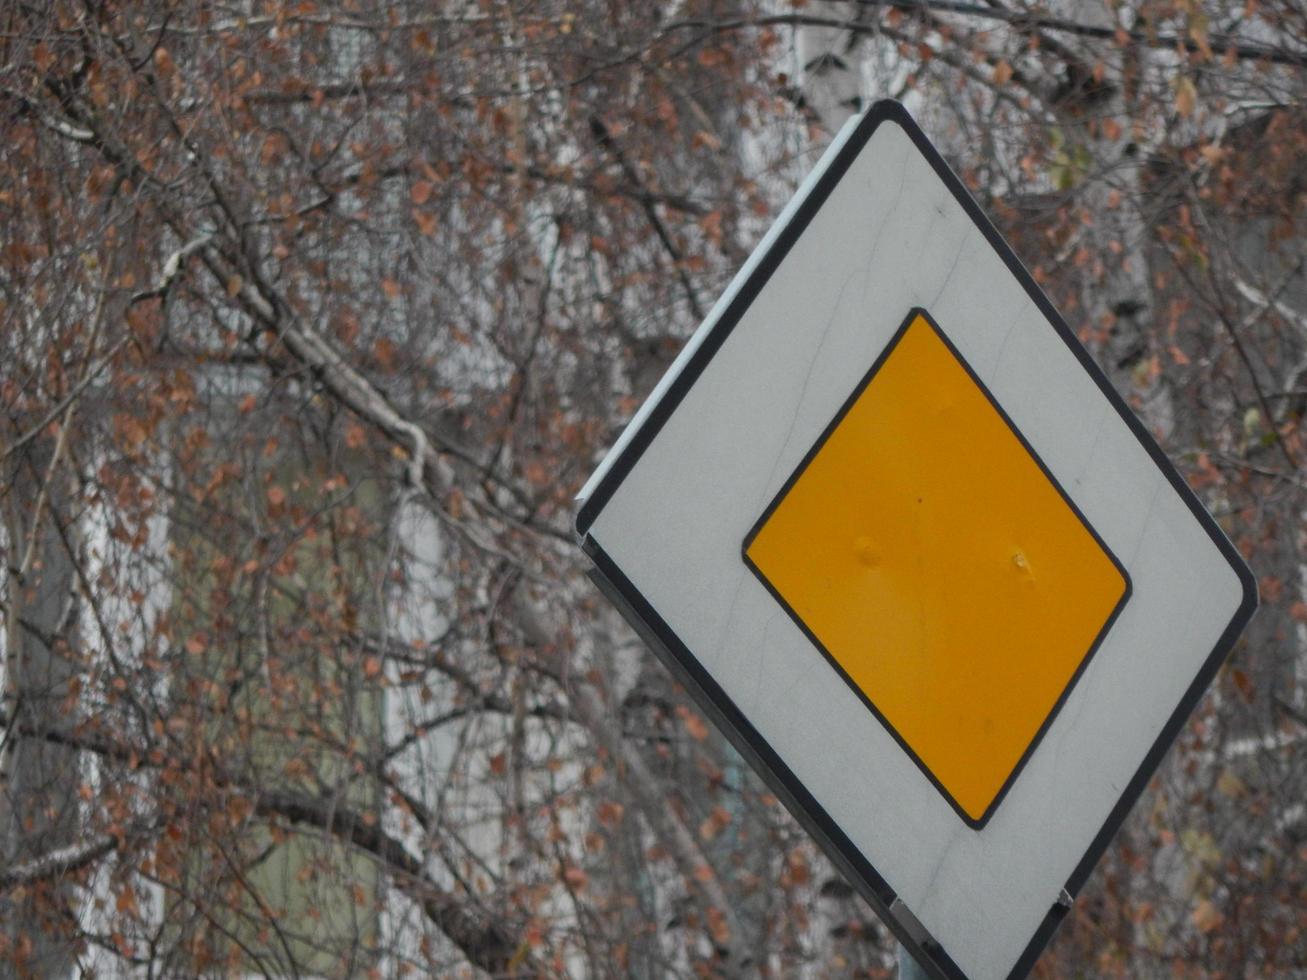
743 310 1129 826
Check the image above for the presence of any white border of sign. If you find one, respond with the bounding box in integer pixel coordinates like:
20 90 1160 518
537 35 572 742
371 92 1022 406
576 101 1256 980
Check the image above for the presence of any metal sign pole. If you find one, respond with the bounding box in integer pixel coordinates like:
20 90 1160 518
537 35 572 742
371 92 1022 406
898 943 931 980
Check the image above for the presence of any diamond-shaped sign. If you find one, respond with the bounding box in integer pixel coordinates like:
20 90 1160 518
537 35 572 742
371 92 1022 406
576 102 1255 980
744 309 1130 827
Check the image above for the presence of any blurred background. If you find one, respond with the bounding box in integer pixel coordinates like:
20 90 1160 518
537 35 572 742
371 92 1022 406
0 1 1303 976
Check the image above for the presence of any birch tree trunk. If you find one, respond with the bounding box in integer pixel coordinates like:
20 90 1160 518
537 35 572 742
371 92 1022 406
1 433 79 980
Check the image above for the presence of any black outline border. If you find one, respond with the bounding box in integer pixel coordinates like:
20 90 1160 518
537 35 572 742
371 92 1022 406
740 308 1132 830
575 100 1258 980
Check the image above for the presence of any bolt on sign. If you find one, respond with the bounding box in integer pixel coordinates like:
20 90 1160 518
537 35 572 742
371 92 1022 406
575 101 1256 980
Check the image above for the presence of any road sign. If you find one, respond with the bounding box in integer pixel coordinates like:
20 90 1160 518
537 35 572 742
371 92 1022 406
575 101 1256 980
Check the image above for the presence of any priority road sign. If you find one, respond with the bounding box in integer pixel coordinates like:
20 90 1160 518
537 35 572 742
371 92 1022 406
575 101 1256 980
